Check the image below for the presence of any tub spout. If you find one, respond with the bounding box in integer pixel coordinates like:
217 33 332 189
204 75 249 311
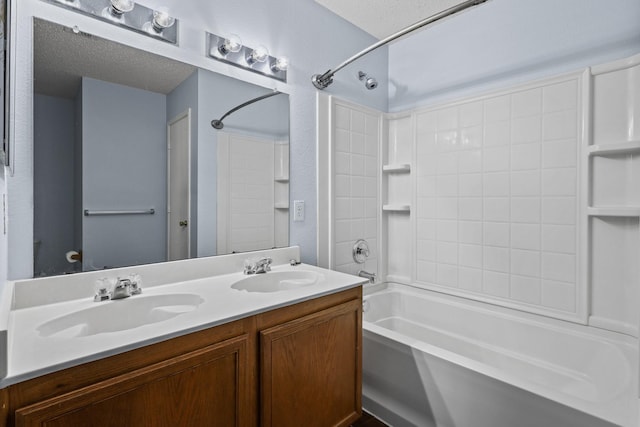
358 270 376 284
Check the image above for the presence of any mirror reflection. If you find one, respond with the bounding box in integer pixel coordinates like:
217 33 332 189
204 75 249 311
33 19 290 277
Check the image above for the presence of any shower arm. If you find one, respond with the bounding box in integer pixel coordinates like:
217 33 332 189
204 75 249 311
211 90 282 130
311 0 489 90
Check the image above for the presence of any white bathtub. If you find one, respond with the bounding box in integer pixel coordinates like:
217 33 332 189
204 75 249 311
362 284 638 427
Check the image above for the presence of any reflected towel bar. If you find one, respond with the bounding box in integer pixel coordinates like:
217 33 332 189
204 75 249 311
84 209 155 216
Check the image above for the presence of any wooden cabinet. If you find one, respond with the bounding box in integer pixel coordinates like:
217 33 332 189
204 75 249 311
2 287 362 427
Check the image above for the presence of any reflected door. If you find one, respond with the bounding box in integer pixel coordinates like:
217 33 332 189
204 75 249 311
167 110 191 261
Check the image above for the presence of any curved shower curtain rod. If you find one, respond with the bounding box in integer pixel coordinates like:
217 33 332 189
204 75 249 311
211 90 283 130
311 0 489 90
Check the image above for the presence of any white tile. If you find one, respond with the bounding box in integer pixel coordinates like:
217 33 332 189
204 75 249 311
418 176 437 197
511 223 540 250
542 280 576 312
484 146 510 172
365 136 378 157
459 198 483 221
458 150 483 173
542 197 576 225
417 197 436 218
417 218 436 240
543 80 577 113
437 106 459 130
417 145 437 175
364 198 377 218
350 219 364 241
458 267 483 292
483 172 510 197
417 239 436 261
459 221 483 244
351 133 365 154
437 241 458 265
437 175 458 197
437 152 458 175
542 225 576 254
335 175 350 197
542 139 577 168
484 197 510 222
437 130 459 151
511 249 540 277
437 220 458 242
334 220 350 243
335 242 353 265
350 154 365 177
512 88 542 118
417 133 437 152
484 121 510 147
334 105 350 130
542 253 576 283
334 197 351 219
437 198 458 219
351 110 365 133
365 113 379 136
542 168 576 196
459 173 483 197
511 197 540 223
484 246 509 272
511 116 542 144
437 264 458 287
511 275 541 304
511 170 540 196
511 143 541 171
351 176 365 196
364 177 377 198
459 244 483 268
351 198 364 219
416 112 437 134
484 95 510 122
365 155 377 177
417 261 436 283
484 222 510 247
335 129 350 152
483 271 510 297
543 110 577 141
460 101 483 127
335 152 351 175
460 125 483 150
365 218 377 239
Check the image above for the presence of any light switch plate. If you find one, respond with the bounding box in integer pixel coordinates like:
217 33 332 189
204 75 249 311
293 200 305 222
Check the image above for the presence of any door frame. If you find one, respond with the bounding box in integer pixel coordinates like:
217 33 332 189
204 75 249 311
167 108 192 260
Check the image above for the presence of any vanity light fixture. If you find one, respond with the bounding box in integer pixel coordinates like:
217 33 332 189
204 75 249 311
41 0 179 44
206 32 288 82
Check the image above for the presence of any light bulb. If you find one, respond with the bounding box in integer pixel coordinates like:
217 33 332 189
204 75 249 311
109 0 134 15
152 11 175 32
219 34 242 55
247 45 269 64
271 56 289 72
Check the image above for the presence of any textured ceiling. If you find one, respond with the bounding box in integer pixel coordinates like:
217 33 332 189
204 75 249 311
314 0 467 39
34 19 196 99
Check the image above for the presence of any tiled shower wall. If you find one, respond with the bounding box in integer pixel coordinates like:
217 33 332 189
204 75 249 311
332 100 380 276
411 73 582 318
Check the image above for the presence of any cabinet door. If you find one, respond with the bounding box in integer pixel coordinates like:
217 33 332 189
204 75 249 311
261 299 362 427
15 335 250 427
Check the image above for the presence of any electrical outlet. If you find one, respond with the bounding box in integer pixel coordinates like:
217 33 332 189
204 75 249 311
293 200 305 222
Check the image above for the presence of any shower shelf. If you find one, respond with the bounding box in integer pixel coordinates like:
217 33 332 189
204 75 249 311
587 140 640 156
382 204 411 212
274 203 289 209
587 207 640 217
382 163 411 173
274 176 289 182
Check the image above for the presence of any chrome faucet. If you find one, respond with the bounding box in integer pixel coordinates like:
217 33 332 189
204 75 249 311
111 278 133 299
358 270 376 284
244 257 273 275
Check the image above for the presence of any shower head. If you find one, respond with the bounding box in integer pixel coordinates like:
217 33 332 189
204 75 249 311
358 71 378 90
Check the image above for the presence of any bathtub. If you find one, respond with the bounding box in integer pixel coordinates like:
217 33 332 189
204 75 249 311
362 283 638 427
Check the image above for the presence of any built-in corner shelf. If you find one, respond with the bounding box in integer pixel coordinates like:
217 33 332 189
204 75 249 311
587 140 640 156
274 203 289 209
274 176 290 183
382 204 411 212
587 207 640 217
382 163 411 173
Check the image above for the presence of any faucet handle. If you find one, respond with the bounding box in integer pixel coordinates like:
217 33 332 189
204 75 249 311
128 273 143 295
93 278 112 302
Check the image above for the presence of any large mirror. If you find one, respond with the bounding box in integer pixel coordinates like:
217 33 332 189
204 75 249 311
33 18 290 277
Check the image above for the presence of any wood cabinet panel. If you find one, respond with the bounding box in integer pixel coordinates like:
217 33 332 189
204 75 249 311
15 335 248 427
260 299 362 427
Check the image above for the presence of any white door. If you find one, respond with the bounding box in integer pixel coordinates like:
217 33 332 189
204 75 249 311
167 110 191 261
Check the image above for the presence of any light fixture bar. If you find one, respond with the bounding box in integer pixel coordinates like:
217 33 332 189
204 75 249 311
312 0 489 89
41 0 178 44
206 32 287 83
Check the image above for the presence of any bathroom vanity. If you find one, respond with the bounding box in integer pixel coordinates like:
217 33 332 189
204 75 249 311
0 248 364 427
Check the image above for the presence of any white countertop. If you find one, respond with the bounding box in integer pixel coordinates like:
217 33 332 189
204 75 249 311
3 261 365 388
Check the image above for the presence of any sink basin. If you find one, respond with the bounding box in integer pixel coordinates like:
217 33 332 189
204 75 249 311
231 271 323 293
37 293 204 338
